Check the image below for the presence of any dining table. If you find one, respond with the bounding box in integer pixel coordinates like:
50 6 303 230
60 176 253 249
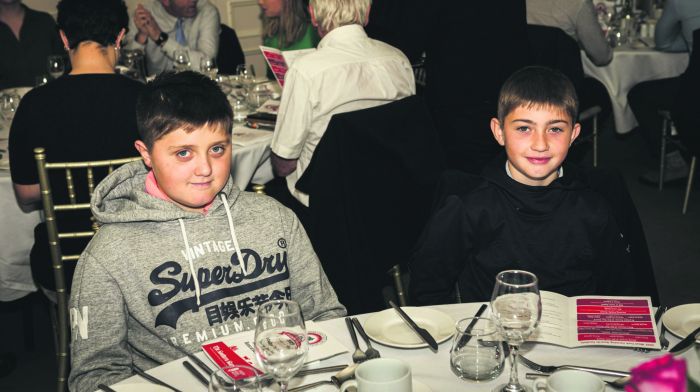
109 302 700 392
581 42 689 134
0 102 274 303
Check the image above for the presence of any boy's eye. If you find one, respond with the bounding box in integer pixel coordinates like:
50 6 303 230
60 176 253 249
516 126 530 133
176 150 190 158
549 127 564 133
211 144 226 154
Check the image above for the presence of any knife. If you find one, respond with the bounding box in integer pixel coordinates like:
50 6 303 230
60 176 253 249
669 326 700 354
457 304 488 347
388 300 438 352
182 360 209 387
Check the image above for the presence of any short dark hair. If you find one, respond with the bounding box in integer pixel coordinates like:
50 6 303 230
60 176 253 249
57 0 129 49
497 66 579 124
136 71 234 149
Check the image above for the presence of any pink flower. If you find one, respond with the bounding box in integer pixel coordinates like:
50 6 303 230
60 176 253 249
625 354 687 392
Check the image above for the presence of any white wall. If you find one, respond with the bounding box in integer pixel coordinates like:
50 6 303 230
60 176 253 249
23 0 266 75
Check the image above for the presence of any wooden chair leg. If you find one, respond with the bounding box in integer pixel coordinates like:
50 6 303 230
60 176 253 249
683 156 696 214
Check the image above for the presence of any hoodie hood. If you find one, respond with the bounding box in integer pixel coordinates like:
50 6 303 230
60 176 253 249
91 160 242 224
480 153 589 215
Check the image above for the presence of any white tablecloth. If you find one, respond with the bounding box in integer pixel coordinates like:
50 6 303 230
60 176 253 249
0 124 273 302
112 303 698 392
582 45 689 134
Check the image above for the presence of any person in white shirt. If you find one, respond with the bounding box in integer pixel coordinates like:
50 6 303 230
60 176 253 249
125 0 220 75
270 0 415 208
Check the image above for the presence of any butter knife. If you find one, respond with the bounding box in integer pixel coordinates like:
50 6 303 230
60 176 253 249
388 300 438 351
669 326 700 354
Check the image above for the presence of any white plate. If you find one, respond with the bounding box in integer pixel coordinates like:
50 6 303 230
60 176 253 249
363 307 455 349
413 379 432 392
111 383 172 392
662 303 700 342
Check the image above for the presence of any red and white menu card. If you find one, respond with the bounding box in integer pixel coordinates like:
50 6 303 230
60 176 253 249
531 291 660 349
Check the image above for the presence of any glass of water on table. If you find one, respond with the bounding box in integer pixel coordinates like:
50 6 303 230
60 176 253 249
450 316 505 381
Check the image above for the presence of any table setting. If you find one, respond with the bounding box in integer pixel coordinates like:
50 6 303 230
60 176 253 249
105 269 700 392
585 0 690 134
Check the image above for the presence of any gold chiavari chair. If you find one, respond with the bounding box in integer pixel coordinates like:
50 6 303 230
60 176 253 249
34 147 142 392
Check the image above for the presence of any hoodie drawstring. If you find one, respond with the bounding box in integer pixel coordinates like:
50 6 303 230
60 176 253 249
177 193 247 308
220 193 247 276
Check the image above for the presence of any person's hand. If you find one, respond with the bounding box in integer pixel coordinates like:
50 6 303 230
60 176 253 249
134 4 162 44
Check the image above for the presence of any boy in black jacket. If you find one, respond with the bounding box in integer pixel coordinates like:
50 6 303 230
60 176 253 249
409 66 658 305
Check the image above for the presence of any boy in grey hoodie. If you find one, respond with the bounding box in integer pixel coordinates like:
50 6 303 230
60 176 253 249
68 71 346 391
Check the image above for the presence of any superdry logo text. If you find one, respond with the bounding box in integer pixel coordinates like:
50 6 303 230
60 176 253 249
149 247 290 328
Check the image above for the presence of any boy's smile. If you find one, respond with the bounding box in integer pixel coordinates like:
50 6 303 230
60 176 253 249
135 124 232 213
491 104 580 186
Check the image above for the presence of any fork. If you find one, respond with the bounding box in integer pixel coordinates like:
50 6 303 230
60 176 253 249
636 305 668 353
345 317 367 363
519 355 630 377
351 317 381 360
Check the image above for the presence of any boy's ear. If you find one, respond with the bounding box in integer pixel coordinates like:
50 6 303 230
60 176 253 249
570 122 582 145
309 4 318 27
59 30 69 51
134 140 153 168
490 118 505 146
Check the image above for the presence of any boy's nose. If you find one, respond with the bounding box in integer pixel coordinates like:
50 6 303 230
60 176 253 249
194 156 213 177
531 130 548 151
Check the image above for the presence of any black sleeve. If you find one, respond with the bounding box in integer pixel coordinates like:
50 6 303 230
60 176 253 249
8 92 43 185
409 194 472 305
592 210 638 297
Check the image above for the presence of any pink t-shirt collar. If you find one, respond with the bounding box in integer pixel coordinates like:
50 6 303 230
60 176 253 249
144 170 213 214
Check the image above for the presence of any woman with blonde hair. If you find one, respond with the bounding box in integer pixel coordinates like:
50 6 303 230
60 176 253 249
260 0 319 50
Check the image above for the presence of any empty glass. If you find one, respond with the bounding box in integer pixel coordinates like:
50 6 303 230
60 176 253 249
173 49 191 72
232 98 250 124
1 93 20 122
200 57 218 80
209 365 263 392
47 55 65 80
450 317 505 382
247 84 273 110
236 64 256 91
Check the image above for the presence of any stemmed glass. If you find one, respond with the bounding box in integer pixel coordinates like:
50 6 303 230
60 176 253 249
254 300 308 392
0 93 20 122
47 55 65 80
200 57 218 80
209 365 263 392
173 49 191 72
236 64 256 92
490 270 542 392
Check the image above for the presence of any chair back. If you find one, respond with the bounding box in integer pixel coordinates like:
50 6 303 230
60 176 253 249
526 24 585 95
296 96 446 314
34 147 141 392
217 24 246 75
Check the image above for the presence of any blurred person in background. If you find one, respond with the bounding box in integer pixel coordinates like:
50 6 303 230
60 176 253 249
0 0 62 89
126 0 220 74
628 0 700 186
9 0 144 296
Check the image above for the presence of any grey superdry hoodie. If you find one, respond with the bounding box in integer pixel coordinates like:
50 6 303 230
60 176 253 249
68 161 346 391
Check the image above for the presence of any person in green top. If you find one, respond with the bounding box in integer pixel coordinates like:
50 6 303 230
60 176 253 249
259 0 319 77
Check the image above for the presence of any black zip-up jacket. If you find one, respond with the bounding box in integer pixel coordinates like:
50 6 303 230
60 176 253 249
409 155 658 305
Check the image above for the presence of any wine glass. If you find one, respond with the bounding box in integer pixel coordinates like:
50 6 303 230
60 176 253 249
1 93 20 122
490 270 541 392
173 49 191 72
236 64 256 92
209 365 263 392
47 55 65 80
254 300 308 392
200 57 218 80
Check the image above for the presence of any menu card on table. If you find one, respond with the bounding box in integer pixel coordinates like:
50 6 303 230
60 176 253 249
201 321 348 375
259 46 315 88
530 291 660 349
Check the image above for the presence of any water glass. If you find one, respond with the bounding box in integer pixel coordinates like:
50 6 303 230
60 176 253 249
247 84 273 110
232 98 250 124
174 49 191 72
236 64 256 91
47 55 65 80
209 365 263 392
449 317 505 381
200 57 218 79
